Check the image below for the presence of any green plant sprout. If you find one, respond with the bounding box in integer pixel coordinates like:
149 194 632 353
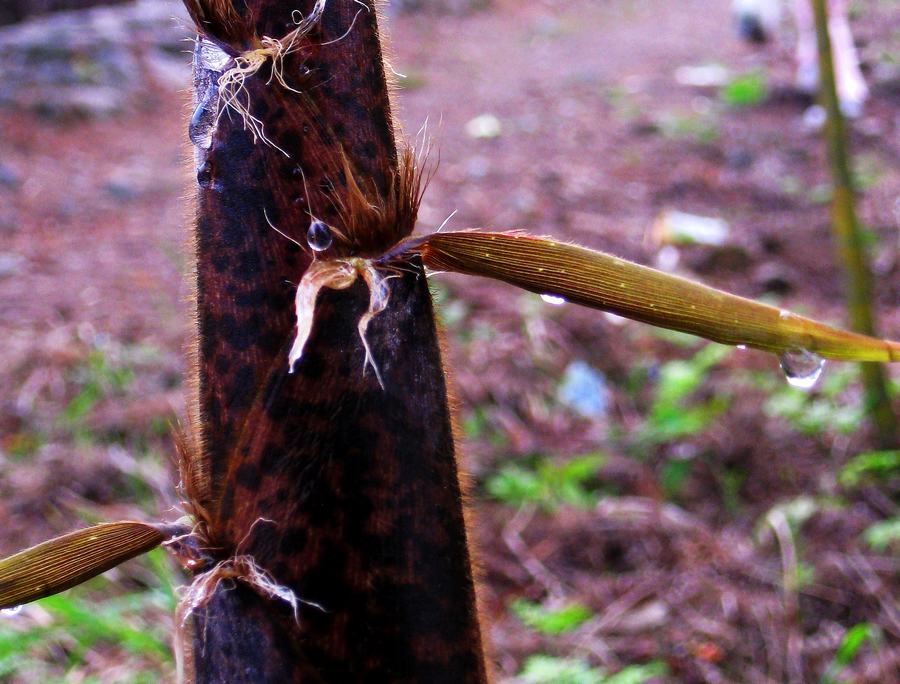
485 453 607 511
517 655 667 684
719 70 768 107
510 599 594 636
821 622 879 684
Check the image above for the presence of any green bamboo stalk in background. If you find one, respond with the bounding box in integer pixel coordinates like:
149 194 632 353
810 0 896 446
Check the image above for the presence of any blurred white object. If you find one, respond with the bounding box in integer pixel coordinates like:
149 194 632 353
731 0 868 117
465 114 502 139
655 245 681 272
792 0 868 118
674 63 732 88
652 209 730 247
802 103 827 130
558 360 609 420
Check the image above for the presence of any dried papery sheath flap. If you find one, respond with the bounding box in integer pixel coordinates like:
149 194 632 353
394 231 900 363
180 554 324 626
289 257 393 387
0 522 178 609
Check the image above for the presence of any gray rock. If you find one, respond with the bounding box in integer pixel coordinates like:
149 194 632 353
0 0 191 117
33 84 122 119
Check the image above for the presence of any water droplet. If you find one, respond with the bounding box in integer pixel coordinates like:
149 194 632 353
189 80 219 150
737 344 747 350
1 606 22 617
195 38 231 72
779 349 825 390
196 160 213 187
540 294 566 306
189 38 229 154
306 220 333 252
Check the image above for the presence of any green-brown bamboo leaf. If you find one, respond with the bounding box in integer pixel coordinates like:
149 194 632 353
405 231 899 362
0 522 169 610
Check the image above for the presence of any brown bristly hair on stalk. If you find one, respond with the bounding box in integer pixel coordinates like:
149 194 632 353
173 422 216 546
212 1 328 152
184 0 249 47
332 144 431 255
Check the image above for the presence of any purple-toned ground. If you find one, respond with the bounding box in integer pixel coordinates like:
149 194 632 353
0 0 897 681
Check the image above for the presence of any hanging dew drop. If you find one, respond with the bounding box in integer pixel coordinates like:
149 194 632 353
1 606 22 617
540 294 566 306
779 349 825 390
306 220 333 252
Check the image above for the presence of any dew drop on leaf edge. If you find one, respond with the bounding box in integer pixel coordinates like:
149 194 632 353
540 294 566 306
779 348 825 390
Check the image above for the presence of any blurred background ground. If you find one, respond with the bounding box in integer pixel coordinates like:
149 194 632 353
0 0 898 682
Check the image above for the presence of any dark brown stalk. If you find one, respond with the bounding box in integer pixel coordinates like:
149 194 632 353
181 1 488 681
810 0 896 446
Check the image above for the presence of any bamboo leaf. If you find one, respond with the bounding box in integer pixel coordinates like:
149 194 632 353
0 522 168 610
405 231 899 362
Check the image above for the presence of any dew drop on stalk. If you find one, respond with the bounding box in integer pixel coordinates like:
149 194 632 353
540 294 566 306
1 606 22 617
307 220 333 252
779 348 825 390
189 38 230 153
196 38 231 72
189 80 219 150
196 160 213 187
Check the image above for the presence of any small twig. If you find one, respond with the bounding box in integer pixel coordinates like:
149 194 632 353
501 504 565 599
845 553 900 638
766 509 803 684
